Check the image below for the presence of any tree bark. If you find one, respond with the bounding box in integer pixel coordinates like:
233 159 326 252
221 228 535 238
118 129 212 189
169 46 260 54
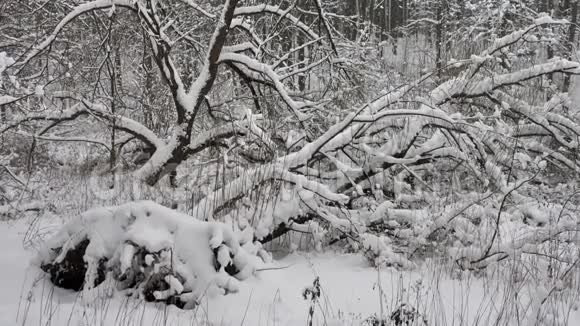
140 0 240 186
563 0 578 91
435 0 444 77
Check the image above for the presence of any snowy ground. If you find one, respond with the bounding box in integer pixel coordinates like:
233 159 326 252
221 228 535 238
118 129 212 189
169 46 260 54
1 216 579 326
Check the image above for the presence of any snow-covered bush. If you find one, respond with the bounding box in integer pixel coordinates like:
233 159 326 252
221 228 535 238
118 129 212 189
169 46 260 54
37 201 269 308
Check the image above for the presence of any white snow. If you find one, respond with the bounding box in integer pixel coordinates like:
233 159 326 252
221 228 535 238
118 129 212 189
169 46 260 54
37 201 267 302
0 95 17 106
154 275 184 300
534 14 565 26
119 243 135 274
3 216 579 325
3 5 580 326
0 51 15 77
34 85 44 96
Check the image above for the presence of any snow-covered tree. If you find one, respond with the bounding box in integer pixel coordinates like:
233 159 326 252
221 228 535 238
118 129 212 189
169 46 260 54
2 0 580 304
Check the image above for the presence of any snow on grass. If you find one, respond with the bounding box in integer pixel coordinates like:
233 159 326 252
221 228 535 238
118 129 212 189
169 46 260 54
1 215 579 325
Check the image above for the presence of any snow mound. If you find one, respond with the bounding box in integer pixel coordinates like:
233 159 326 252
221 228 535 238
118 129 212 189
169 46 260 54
37 201 269 308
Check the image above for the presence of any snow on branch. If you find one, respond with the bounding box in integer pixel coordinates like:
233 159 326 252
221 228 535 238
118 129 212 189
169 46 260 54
0 103 87 135
527 141 579 170
0 201 44 221
233 4 320 40
272 37 324 68
230 19 264 47
433 59 580 104
490 14 569 56
219 52 311 121
495 91 580 150
273 80 432 173
179 0 216 19
192 164 348 221
1 94 165 151
14 131 113 151
0 95 19 106
16 0 136 67
280 56 329 80
130 0 242 185
0 161 25 187
462 14 571 78
222 42 259 55
354 107 454 125
136 1 185 116
78 99 165 149
180 0 238 117
313 0 338 54
188 114 271 155
458 220 580 270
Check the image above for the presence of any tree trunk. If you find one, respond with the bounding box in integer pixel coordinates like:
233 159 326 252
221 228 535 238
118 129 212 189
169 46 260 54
547 0 555 82
564 0 578 91
435 1 443 77
138 0 240 186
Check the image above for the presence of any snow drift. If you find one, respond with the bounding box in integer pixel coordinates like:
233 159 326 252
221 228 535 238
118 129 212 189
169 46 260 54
36 200 269 308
